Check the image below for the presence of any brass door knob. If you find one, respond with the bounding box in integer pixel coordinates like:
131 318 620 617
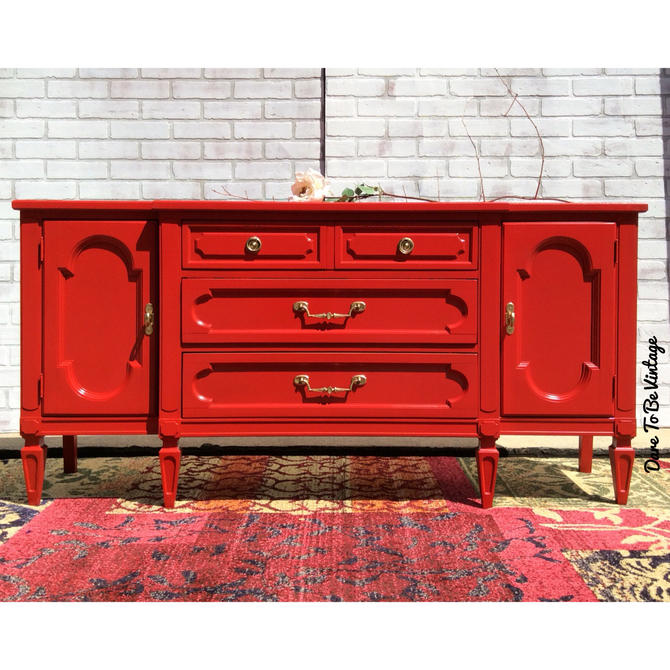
245 236 262 253
398 237 414 255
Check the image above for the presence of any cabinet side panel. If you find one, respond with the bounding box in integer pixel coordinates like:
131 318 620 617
479 218 501 416
160 218 181 416
616 216 638 418
20 216 43 417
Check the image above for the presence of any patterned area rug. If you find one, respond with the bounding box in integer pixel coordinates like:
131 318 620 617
0 452 668 601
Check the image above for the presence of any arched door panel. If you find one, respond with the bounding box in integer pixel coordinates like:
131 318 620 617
43 220 156 415
502 222 616 416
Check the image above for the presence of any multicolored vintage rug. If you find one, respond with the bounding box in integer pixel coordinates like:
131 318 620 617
0 451 668 601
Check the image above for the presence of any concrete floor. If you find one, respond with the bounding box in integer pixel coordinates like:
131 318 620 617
1 429 668 454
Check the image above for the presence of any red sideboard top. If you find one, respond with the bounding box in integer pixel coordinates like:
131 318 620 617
12 199 648 214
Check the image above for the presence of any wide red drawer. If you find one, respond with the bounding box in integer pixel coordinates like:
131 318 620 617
182 352 478 419
182 221 325 269
335 224 477 269
181 278 478 345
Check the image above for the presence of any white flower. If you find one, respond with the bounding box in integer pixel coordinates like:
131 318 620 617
291 168 332 201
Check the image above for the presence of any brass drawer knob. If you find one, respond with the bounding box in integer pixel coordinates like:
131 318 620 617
245 236 262 253
398 237 414 255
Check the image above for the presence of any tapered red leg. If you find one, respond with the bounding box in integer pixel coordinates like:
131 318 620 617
578 435 593 473
609 437 634 505
159 438 181 508
63 435 78 474
21 437 46 506
476 437 499 509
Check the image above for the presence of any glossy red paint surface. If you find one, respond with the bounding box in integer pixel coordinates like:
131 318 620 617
14 200 646 509
42 220 155 415
181 278 478 345
335 224 477 270
182 221 326 269
12 199 647 213
182 351 479 419
502 222 616 416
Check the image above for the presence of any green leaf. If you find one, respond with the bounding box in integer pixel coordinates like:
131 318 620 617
341 188 355 198
358 184 377 195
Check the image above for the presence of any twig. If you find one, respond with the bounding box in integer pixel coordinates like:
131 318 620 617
323 186 437 203
462 119 485 202
496 68 544 199
381 190 436 202
504 94 518 117
486 195 571 203
325 190 436 203
211 184 255 200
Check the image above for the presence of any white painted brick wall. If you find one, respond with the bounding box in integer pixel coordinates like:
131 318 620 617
0 67 668 431
0 67 322 432
325 68 670 428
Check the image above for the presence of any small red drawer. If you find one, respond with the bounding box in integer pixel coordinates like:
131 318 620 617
182 351 478 419
182 221 325 269
336 224 477 269
181 278 478 346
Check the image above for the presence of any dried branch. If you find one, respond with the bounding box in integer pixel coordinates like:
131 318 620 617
330 189 436 203
504 93 518 117
462 119 485 202
211 184 255 200
486 195 572 203
496 68 544 199
380 190 436 202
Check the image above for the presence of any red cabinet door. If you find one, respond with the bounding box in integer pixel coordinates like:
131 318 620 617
43 220 156 415
502 222 616 416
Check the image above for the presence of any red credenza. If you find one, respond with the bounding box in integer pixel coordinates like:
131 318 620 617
14 200 645 508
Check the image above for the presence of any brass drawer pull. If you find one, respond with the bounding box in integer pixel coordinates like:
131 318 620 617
294 374 367 396
245 236 262 253
293 300 366 321
144 302 154 336
505 301 515 335
398 237 414 255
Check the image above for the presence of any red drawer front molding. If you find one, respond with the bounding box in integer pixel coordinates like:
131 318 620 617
335 224 477 269
182 352 479 419
181 278 478 346
182 221 325 269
